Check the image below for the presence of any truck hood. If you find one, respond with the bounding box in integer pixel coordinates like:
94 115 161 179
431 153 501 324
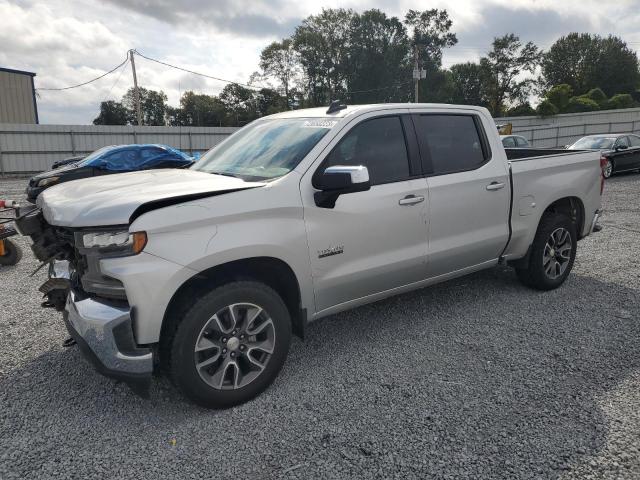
38 169 265 227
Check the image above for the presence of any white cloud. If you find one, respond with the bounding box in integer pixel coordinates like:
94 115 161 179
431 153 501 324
1 0 638 124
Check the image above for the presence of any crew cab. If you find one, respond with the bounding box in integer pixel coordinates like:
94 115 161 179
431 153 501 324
16 103 603 408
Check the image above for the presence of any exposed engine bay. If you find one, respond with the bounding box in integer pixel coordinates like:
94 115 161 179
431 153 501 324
15 208 128 311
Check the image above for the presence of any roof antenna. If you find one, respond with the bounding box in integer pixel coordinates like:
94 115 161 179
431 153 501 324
326 99 347 114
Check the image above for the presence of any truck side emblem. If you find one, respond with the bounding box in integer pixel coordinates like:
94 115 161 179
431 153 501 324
318 245 344 258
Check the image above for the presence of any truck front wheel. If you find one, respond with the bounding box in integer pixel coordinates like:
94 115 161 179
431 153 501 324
515 212 577 290
167 281 292 408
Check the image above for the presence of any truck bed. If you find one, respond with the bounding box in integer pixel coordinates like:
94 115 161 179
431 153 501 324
504 148 585 161
502 148 602 260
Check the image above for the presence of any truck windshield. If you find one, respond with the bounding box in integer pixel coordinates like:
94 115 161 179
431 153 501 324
192 118 335 181
569 137 616 150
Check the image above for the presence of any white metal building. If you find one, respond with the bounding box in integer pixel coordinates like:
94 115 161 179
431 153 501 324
0 67 38 124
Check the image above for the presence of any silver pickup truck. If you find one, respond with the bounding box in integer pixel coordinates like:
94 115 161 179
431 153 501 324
16 103 603 407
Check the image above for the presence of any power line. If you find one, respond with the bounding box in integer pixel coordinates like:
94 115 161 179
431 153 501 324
36 54 130 91
132 49 266 91
103 58 130 101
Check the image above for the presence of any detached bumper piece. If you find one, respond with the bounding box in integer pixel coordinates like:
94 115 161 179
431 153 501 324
64 289 153 397
590 209 603 234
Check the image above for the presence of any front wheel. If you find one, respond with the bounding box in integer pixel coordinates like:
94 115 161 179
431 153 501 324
167 281 292 408
516 212 577 290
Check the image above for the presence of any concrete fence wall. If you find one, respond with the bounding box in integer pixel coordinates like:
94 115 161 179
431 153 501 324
0 124 239 174
495 107 640 148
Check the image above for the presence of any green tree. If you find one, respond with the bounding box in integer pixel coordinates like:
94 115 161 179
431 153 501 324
606 93 635 110
293 8 355 105
122 87 168 126
542 33 640 96
218 83 258 126
565 96 600 113
346 9 412 103
536 99 559 117
259 39 300 109
255 88 287 116
506 103 535 116
481 34 542 116
447 62 488 106
584 88 607 107
168 91 226 126
545 84 573 112
404 9 457 72
93 100 129 125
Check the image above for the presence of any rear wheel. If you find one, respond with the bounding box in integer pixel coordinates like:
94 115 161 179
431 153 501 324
0 239 22 266
602 159 613 178
167 281 291 408
516 212 577 290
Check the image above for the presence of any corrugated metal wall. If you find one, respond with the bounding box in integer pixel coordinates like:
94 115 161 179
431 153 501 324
0 124 239 173
495 107 640 147
0 71 37 124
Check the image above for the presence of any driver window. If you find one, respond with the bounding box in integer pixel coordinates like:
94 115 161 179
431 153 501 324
616 137 630 148
320 116 410 185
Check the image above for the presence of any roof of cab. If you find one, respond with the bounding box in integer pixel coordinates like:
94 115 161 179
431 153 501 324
265 103 488 120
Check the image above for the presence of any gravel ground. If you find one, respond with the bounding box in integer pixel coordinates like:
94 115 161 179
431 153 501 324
0 174 639 479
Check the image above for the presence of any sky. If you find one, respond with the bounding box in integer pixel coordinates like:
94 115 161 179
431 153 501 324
2 0 640 124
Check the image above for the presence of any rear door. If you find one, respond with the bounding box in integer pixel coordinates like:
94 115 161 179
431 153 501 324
301 112 429 313
627 135 640 170
412 111 511 277
613 136 634 171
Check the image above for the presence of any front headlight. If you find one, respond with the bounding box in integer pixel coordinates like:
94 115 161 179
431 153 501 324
80 230 147 254
38 176 60 187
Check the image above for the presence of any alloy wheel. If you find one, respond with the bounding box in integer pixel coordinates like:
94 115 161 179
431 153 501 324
194 303 276 390
543 227 573 280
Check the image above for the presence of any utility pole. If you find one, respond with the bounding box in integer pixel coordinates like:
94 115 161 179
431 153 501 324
414 44 419 103
129 50 143 126
412 44 427 103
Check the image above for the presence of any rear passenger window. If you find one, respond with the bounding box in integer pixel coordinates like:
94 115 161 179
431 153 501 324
629 135 640 147
516 137 529 147
320 116 410 185
502 137 516 148
413 115 488 175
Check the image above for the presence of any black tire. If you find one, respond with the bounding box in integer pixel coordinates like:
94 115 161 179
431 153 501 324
167 281 291 408
515 212 577 291
0 239 22 266
602 158 613 179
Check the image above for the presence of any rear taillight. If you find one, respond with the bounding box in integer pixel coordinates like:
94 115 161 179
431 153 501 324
599 156 607 195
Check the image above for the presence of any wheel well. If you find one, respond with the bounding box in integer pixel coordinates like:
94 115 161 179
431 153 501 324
543 197 585 238
160 257 305 352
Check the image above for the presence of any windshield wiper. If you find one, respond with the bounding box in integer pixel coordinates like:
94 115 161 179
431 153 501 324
209 171 244 180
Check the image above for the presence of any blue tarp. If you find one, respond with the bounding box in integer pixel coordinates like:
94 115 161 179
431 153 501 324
78 144 193 171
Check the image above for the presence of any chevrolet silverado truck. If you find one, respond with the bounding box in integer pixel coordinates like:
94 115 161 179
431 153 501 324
15 103 603 408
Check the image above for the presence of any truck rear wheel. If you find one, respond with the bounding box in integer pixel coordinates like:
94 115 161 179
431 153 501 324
515 212 577 290
167 281 291 408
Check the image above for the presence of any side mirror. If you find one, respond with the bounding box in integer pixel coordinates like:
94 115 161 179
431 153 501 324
314 165 371 208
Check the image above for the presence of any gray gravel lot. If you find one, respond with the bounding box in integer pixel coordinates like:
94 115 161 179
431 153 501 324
0 174 639 479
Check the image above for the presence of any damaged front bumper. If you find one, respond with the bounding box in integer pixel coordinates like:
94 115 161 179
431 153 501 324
46 260 153 395
64 290 153 396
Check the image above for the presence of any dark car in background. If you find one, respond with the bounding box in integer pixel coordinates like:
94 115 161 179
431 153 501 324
567 134 640 178
51 155 85 170
500 135 530 148
27 144 194 202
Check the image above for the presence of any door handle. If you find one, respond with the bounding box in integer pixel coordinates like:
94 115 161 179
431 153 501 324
486 182 505 191
399 194 425 206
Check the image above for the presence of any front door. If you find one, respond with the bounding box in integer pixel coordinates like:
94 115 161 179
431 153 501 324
301 113 429 313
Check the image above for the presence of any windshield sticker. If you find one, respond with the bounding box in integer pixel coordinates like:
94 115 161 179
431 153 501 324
302 120 338 129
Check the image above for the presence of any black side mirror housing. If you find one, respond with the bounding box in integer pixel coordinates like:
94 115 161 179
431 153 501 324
314 165 371 208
